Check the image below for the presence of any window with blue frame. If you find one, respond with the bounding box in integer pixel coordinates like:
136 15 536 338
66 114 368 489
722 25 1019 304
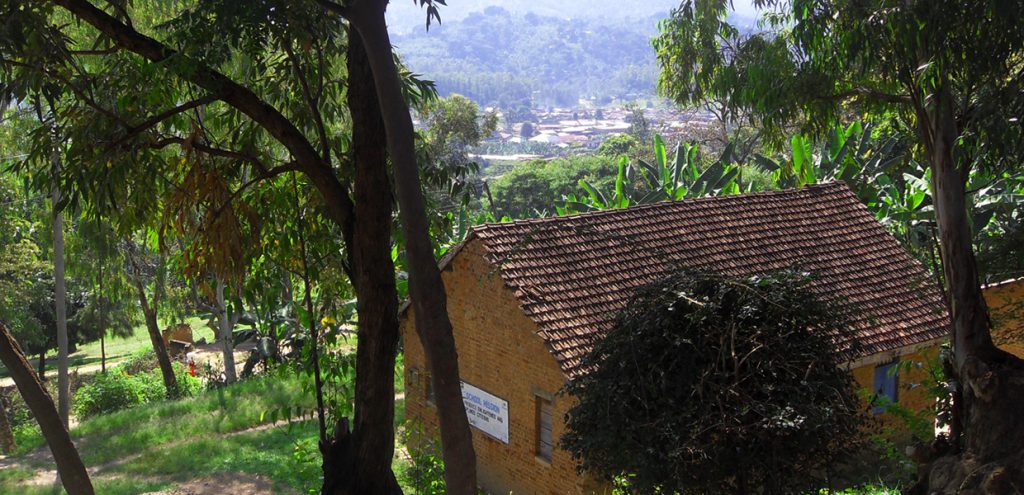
872 361 899 414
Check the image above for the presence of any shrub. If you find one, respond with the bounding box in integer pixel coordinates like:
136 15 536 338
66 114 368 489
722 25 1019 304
119 348 159 375
73 371 149 419
562 268 866 494
73 360 201 419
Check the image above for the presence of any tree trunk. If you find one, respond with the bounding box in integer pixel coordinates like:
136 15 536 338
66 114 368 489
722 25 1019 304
321 32 402 495
215 278 237 383
348 5 478 493
920 83 1024 493
128 252 178 397
52 179 69 428
0 391 15 454
0 322 94 495
37 351 45 381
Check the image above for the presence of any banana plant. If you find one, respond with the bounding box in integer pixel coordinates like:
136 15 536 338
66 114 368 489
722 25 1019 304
558 135 742 214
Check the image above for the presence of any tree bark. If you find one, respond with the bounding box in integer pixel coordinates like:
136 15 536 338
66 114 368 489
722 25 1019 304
0 322 94 495
348 4 478 493
0 391 15 454
321 32 402 495
128 251 179 397
928 87 1000 369
919 81 1024 493
215 278 237 383
37 351 45 381
52 179 69 428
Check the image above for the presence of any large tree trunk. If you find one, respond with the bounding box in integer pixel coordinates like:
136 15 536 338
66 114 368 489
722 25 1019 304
919 83 1024 493
0 322 94 495
52 180 70 428
348 4 478 493
321 33 403 495
215 278 237 384
0 390 15 453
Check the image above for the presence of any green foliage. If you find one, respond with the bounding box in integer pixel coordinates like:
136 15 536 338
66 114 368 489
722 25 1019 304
596 134 640 158
73 369 164 419
73 356 200 419
399 422 448 495
654 0 1024 283
559 134 744 214
488 155 619 218
562 268 866 494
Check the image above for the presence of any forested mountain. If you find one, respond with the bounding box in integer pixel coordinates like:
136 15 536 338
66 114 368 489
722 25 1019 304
392 7 666 108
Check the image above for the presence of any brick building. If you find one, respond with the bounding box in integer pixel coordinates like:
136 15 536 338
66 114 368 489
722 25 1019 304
401 182 949 494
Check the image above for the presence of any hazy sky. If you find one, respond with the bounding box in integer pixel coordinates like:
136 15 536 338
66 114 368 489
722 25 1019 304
386 0 759 33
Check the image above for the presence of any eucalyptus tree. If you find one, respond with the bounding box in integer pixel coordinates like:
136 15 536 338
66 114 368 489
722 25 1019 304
0 1 476 492
656 0 1024 488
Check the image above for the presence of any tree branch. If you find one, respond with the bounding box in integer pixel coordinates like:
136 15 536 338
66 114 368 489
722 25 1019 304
106 94 220 151
149 136 271 172
52 0 355 234
282 39 332 165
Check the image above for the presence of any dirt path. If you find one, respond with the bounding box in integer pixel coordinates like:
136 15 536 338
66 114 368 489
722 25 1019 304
0 360 124 388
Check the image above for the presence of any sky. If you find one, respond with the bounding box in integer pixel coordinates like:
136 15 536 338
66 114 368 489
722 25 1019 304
385 0 759 34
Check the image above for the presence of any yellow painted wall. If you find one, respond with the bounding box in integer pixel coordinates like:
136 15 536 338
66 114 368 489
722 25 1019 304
850 346 940 430
984 279 1024 358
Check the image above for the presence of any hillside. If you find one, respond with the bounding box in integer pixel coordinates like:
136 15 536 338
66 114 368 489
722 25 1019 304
393 7 665 109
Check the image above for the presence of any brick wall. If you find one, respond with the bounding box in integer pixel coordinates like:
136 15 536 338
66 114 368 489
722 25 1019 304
984 279 1024 358
402 239 592 495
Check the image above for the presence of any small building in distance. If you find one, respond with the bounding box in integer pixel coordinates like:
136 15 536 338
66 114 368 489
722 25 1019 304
984 277 1024 358
401 182 949 494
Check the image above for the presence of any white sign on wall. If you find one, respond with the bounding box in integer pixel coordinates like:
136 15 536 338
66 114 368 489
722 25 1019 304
460 381 509 444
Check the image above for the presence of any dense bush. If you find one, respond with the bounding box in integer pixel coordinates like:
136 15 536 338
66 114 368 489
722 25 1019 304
73 359 200 419
562 268 866 494
118 348 160 375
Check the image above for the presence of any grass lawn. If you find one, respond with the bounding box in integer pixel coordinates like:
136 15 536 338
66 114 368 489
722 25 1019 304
0 316 217 379
2 370 323 494
1 349 413 495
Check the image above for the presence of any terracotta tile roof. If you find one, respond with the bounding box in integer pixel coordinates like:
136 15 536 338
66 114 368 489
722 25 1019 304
464 182 949 379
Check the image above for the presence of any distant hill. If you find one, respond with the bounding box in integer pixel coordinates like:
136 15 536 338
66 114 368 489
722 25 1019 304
392 7 665 110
